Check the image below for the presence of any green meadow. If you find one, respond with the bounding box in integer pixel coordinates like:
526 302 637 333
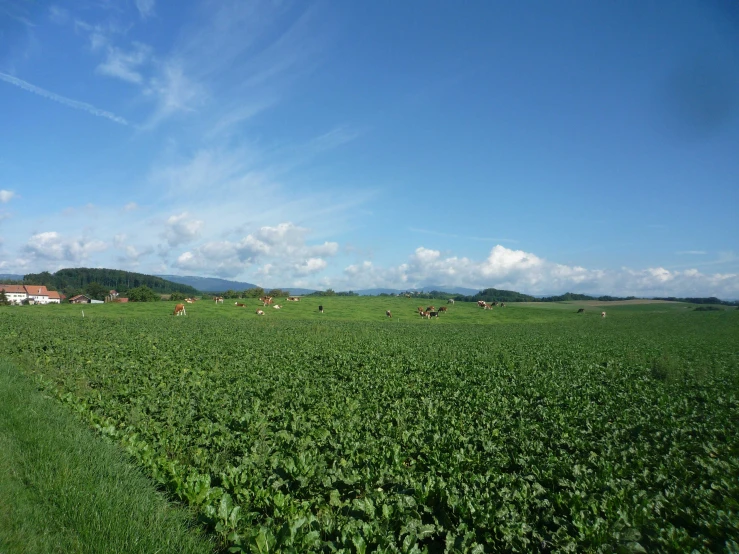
1 299 737 552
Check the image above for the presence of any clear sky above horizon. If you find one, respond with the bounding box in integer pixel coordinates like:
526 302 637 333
1 0 738 297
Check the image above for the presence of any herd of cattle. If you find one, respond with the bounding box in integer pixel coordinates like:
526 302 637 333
173 296 606 318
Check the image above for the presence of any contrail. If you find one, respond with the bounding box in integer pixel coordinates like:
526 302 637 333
0 71 129 126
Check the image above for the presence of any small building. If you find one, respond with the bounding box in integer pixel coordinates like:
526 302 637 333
90 299 104 304
47 291 62 304
0 284 29 305
69 294 92 304
26 285 50 304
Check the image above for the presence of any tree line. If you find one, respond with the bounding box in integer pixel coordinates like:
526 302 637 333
22 268 198 301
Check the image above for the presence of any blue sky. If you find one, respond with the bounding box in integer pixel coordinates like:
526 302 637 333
1 0 738 297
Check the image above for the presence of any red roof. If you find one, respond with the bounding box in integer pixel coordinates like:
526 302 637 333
25 285 49 297
0 284 27 294
47 291 62 300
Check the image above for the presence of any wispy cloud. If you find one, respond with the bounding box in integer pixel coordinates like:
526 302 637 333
96 42 152 84
0 72 129 125
135 0 155 20
676 250 706 255
0 190 15 203
409 227 518 243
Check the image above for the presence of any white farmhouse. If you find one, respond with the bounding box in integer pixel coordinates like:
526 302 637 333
0 284 63 305
0 284 29 305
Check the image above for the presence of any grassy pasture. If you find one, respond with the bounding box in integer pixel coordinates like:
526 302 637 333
1 300 737 552
26 295 698 324
0 361 215 554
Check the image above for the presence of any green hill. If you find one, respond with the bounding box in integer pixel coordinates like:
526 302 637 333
23 268 199 299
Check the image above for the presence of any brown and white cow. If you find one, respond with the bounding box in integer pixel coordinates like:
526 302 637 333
386 310 392 318
273 304 281 309
256 309 265 316
260 296 274 306
419 310 429 319
286 296 301 302
426 306 435 313
235 302 245 307
477 300 487 308
601 311 606 318
417 306 424 313
214 296 224 304
438 306 448 313
173 304 186 316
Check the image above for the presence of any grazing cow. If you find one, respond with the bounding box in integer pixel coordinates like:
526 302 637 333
185 299 193 304
428 311 438 318
256 309 265 315
477 300 486 308
500 302 506 308
259 296 274 306
318 305 324 313
386 310 392 318
484 302 494 310
426 306 435 313
577 308 585 313
214 296 224 304
447 299 455 305
438 306 448 313
601 311 606 318
235 302 245 307
273 304 281 309
419 310 429 319
286 296 301 302
417 307 424 313
173 304 186 316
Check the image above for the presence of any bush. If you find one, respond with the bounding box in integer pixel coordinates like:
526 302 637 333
694 306 722 311
127 286 160 303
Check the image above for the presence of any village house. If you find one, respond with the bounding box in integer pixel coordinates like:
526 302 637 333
0 284 30 305
69 294 92 304
0 284 62 305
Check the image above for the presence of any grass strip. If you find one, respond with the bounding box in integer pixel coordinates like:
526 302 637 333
0 360 216 554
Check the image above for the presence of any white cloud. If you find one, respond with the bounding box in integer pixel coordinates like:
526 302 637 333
24 231 107 263
123 202 139 211
135 0 155 19
48 6 69 25
0 190 15 203
144 58 206 126
295 257 327 275
335 245 739 298
164 212 204 247
96 43 152 84
171 222 337 280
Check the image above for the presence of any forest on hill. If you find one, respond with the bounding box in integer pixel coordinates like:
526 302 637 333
23 268 198 300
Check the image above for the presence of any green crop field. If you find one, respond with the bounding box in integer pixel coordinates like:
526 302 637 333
1 299 738 553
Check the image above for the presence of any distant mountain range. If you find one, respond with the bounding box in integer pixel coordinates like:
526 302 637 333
157 275 317 295
0 274 23 281
354 285 480 296
158 275 480 296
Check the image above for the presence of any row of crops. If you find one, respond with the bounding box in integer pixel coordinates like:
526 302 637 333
1 310 738 552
